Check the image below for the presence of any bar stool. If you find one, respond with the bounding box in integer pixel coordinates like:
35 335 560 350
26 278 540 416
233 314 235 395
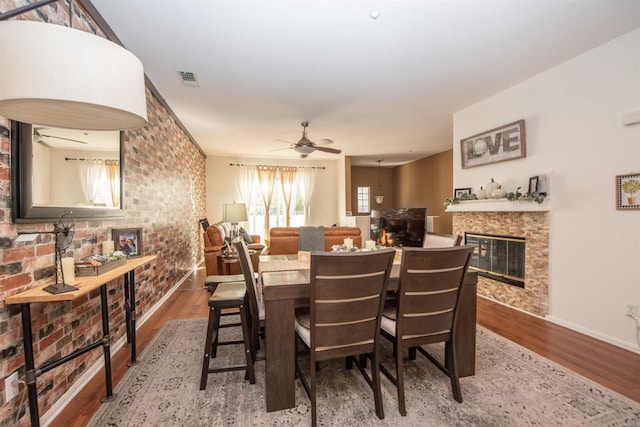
199 281 255 390
204 273 259 292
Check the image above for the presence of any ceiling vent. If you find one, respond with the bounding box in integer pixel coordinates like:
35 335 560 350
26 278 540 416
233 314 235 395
177 70 199 87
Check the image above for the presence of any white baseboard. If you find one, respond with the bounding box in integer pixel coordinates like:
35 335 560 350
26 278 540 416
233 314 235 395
544 315 640 355
41 267 196 426
479 295 640 355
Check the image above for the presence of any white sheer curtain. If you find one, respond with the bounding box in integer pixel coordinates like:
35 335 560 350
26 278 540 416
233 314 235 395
77 160 105 204
234 164 256 207
280 166 297 227
298 168 316 224
105 160 120 208
257 166 278 239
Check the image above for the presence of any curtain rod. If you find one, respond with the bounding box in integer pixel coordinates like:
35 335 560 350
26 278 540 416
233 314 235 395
229 163 325 170
65 157 119 161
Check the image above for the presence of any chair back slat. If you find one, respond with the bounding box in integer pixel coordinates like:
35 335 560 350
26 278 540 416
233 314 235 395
309 249 395 357
234 240 261 327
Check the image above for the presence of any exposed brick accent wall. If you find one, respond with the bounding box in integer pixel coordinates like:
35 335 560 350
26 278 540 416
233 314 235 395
453 211 549 316
0 2 206 424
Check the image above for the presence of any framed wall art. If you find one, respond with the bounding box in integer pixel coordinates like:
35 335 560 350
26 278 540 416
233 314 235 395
112 227 143 257
454 188 472 198
460 120 526 169
528 176 539 193
616 173 640 210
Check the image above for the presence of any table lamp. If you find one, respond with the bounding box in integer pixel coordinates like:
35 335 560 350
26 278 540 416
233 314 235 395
222 202 248 238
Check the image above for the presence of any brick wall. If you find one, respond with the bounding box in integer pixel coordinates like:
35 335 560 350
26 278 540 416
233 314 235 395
0 2 207 424
453 211 549 316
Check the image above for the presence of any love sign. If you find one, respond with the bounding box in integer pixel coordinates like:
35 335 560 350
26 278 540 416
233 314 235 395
460 120 526 169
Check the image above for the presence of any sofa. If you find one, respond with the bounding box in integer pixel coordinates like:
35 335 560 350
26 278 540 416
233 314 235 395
264 226 362 255
203 222 264 275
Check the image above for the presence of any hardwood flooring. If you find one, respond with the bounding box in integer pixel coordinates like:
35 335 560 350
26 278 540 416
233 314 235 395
50 268 640 426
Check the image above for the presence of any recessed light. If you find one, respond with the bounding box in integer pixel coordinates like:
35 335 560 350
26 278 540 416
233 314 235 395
370 10 380 19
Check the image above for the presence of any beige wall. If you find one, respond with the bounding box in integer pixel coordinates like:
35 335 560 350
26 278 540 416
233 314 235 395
350 165 394 213
393 150 453 233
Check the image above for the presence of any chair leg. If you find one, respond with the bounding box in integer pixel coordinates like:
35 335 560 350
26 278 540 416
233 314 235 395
371 350 385 420
310 355 317 427
446 341 463 403
346 356 353 370
396 341 406 416
239 301 256 384
200 306 217 390
210 308 222 358
408 346 417 360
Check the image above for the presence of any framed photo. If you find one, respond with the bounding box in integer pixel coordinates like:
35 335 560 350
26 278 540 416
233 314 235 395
616 173 640 210
454 187 472 198
460 120 526 169
112 227 143 258
528 176 539 193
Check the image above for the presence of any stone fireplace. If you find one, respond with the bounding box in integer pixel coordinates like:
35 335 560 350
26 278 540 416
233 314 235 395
452 207 549 316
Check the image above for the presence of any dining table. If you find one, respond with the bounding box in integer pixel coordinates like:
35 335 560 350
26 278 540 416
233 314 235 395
259 252 478 412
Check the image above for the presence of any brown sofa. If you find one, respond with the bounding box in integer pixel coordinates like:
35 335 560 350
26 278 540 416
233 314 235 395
203 222 264 275
265 226 362 255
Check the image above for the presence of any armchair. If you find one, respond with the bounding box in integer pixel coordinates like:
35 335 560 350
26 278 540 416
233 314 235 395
203 222 264 275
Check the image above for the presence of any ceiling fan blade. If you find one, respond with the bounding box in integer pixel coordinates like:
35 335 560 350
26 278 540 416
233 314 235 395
314 138 334 145
315 146 342 154
269 146 294 152
276 139 295 144
40 133 89 144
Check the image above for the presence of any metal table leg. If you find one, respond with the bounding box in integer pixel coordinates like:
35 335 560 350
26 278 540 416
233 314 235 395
100 285 114 400
21 303 40 426
128 270 138 365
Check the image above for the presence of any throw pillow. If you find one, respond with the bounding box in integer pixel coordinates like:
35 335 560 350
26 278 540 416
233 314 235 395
239 227 253 244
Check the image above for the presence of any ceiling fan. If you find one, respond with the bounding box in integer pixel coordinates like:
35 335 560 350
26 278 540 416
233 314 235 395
34 128 88 145
282 121 342 158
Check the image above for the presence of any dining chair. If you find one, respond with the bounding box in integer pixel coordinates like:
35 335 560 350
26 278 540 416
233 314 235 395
234 240 265 361
422 231 462 248
294 249 395 426
380 245 473 415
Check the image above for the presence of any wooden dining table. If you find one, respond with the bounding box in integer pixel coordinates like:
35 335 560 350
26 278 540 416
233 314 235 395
259 253 478 412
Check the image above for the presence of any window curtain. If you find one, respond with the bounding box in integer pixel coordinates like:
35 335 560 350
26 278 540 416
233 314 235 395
77 159 104 204
279 166 297 227
105 160 120 208
256 165 278 239
298 168 316 223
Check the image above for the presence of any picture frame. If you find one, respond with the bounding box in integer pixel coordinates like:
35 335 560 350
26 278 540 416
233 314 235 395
112 227 143 258
454 187 472 198
460 120 526 169
616 173 640 211
528 176 539 194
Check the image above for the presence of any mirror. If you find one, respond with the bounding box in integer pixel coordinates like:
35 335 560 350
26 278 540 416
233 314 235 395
11 121 125 223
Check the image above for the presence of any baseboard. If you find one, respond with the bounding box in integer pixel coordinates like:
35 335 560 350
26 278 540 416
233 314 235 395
41 266 197 426
545 315 640 355
479 295 640 355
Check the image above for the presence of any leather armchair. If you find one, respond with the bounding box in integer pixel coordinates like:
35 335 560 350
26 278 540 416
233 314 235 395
203 222 264 275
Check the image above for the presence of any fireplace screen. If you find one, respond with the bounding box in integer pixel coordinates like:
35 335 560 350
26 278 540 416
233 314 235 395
465 233 525 288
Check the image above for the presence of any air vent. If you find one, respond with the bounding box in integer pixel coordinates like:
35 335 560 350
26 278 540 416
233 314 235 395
177 70 199 87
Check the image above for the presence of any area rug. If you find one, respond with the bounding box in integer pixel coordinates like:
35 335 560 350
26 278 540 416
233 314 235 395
88 318 640 426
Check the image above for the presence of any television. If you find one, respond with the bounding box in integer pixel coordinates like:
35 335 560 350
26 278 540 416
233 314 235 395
370 208 426 247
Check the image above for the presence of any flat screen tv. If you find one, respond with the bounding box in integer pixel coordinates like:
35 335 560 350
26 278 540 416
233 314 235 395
370 208 426 247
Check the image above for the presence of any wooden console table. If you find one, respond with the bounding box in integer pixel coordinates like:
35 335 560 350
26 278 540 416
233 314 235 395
5 255 156 427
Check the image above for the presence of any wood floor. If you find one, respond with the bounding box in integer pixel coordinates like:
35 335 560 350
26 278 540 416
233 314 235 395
50 268 640 426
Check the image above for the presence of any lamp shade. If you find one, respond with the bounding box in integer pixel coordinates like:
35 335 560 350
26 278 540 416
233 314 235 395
0 21 148 130
223 203 248 223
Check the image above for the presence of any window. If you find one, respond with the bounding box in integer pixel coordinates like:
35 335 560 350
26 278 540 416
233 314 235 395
357 186 370 213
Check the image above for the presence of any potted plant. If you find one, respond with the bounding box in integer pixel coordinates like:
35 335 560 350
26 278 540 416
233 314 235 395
622 178 640 205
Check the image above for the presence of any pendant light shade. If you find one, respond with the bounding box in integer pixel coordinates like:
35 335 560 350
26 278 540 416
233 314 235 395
375 160 384 204
0 20 148 130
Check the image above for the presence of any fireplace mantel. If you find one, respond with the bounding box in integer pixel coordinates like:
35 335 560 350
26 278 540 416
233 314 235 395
446 198 551 212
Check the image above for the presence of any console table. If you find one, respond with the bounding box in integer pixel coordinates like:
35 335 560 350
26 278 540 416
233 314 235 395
5 255 156 427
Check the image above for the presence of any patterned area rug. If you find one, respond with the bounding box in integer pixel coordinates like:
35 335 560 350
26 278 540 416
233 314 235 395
89 318 640 426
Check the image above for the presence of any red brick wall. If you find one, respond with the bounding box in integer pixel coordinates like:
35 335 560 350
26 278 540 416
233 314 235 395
0 2 206 424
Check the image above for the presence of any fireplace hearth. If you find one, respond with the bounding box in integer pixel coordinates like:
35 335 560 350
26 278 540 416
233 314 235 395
465 232 525 288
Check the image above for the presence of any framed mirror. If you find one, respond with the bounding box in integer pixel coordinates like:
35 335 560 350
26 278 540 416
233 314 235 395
11 121 125 223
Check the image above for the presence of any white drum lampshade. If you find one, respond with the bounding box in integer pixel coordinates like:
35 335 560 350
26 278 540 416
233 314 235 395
0 20 148 130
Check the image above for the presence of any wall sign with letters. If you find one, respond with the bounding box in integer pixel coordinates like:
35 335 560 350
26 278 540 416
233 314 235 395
460 120 526 169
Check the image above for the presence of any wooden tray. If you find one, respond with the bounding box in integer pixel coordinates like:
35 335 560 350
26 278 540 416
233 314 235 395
75 258 127 276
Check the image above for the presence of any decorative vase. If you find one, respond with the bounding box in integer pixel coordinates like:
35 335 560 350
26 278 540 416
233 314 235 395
628 196 637 205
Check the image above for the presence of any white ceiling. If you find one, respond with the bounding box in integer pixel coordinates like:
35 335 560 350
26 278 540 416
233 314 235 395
89 0 640 167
